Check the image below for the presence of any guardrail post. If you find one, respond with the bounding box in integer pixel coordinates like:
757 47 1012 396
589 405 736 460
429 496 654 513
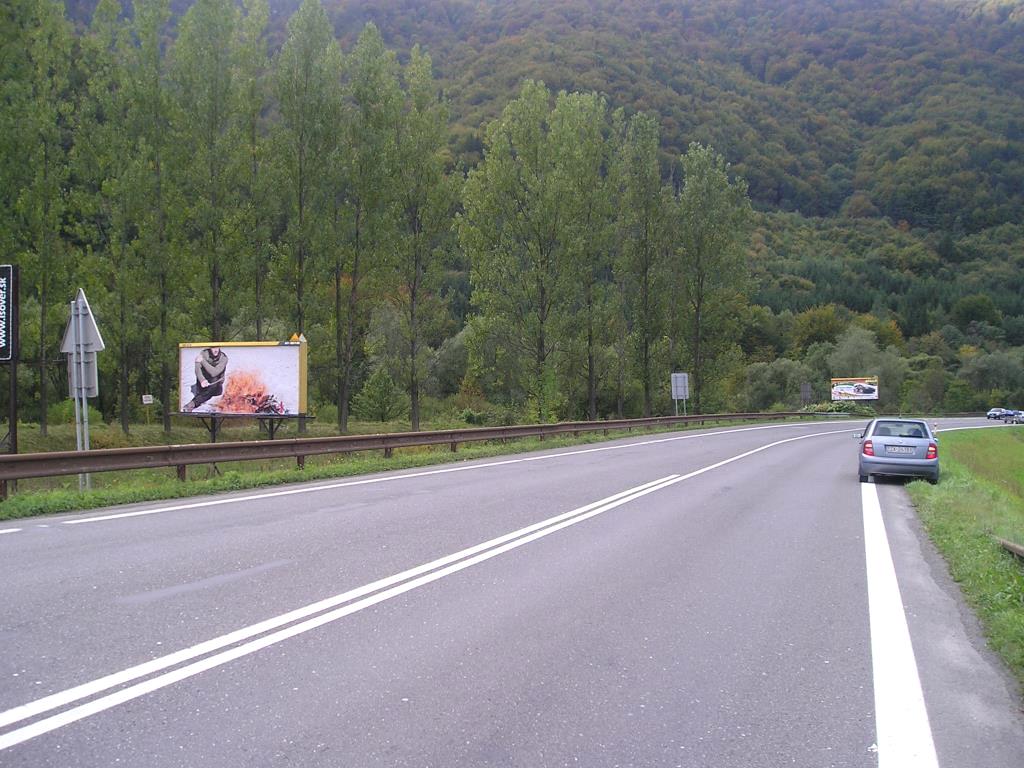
0 479 7 500
384 447 393 458
297 455 305 470
450 441 457 452
176 465 186 482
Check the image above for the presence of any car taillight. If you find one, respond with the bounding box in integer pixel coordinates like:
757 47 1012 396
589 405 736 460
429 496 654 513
926 443 937 459
863 440 874 457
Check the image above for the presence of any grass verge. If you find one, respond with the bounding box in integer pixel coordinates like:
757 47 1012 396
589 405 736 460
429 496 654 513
908 427 1024 688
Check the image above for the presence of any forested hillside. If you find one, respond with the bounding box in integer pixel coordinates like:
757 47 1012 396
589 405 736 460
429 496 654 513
4 0 1024 437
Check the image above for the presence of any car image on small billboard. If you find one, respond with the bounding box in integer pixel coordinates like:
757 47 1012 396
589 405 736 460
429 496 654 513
857 418 939 485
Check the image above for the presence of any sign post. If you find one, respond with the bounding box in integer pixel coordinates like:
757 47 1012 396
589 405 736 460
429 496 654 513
1 265 17 499
61 290 104 490
671 372 690 417
800 381 812 406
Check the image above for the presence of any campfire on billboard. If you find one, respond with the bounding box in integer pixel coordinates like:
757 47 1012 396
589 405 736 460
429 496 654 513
217 371 288 414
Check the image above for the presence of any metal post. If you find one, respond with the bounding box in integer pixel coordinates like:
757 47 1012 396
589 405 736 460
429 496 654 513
69 299 84 490
6 266 18 495
76 296 92 490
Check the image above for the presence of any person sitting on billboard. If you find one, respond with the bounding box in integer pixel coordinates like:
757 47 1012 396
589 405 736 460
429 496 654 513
182 347 228 412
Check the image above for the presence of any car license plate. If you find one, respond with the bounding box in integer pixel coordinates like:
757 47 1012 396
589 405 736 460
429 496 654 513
886 446 915 454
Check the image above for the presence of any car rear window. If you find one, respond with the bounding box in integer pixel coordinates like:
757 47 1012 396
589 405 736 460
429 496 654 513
873 421 927 438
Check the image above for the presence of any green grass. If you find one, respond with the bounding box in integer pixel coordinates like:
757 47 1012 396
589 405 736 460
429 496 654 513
908 427 1024 687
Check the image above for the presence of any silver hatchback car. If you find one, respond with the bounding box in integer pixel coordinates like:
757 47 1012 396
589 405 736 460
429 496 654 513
857 418 939 484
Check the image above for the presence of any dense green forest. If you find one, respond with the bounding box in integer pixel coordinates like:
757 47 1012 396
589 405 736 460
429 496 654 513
3 0 1024 438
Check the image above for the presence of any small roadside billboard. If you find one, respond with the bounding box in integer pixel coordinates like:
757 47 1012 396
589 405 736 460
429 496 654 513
830 376 879 401
178 340 308 415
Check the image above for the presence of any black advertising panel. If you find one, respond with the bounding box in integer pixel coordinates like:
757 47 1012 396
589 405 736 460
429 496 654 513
0 265 14 363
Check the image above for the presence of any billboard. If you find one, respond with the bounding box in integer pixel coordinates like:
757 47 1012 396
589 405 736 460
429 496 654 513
670 372 689 400
0 265 15 363
831 376 879 401
178 341 307 415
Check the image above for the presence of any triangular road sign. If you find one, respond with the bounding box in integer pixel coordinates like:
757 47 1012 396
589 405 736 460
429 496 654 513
60 289 105 353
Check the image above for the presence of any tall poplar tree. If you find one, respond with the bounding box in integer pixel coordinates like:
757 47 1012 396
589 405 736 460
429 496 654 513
674 142 753 412
171 0 240 340
231 0 270 339
333 23 399 432
127 0 176 430
612 111 669 417
17 0 74 435
74 0 143 433
461 81 585 421
389 46 460 431
550 91 612 420
272 0 342 337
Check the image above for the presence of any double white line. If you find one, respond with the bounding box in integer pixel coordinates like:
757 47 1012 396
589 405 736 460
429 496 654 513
0 475 681 750
0 428 846 751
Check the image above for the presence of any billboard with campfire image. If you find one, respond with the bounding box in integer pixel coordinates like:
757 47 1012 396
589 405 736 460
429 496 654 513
178 340 308 415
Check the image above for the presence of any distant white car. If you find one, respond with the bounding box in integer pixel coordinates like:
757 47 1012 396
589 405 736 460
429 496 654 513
987 408 1009 419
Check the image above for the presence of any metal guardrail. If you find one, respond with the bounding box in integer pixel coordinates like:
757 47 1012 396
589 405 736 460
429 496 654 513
0 412 823 493
995 537 1024 560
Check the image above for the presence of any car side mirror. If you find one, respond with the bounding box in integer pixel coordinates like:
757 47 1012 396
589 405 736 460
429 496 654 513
854 432 863 439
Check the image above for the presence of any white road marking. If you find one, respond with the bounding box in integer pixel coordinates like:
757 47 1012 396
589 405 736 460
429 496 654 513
861 482 939 768
0 528 21 535
0 475 674 738
0 427 851 748
936 423 1014 433
59 420 857 527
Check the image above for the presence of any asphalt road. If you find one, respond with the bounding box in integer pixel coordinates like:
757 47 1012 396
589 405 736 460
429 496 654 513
1 417 1022 767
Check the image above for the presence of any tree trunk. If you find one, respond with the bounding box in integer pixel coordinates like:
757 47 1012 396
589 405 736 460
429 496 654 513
691 294 704 414
409 269 420 432
641 265 652 418
586 282 597 420
156 157 172 433
340 213 362 434
616 342 625 418
38 277 48 437
536 278 548 420
38 148 51 437
335 253 344 432
211 257 221 341
119 285 130 435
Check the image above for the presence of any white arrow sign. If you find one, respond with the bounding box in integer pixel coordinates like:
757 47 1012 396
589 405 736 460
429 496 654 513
60 289 105 354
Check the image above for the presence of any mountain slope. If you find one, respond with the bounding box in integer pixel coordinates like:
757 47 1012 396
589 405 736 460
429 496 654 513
322 0 1024 230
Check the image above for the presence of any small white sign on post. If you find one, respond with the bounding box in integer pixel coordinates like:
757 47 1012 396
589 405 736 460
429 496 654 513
60 289 104 491
671 372 690 416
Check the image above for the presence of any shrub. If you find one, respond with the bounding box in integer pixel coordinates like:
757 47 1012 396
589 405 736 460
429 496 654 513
47 399 104 427
352 369 409 423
